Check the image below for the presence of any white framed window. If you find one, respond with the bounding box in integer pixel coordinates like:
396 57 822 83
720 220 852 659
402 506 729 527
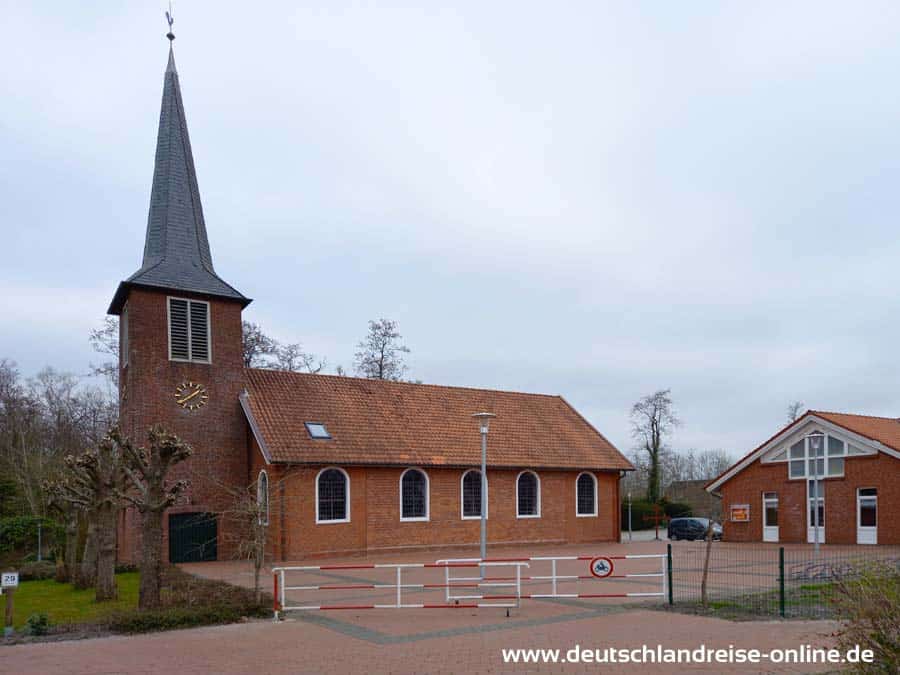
167 297 211 363
399 468 429 521
257 470 269 526
121 304 129 367
784 433 851 480
461 469 488 520
516 471 541 518
576 472 598 517
316 467 350 524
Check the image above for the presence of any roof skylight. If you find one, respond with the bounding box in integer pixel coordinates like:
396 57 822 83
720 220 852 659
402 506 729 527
305 422 331 439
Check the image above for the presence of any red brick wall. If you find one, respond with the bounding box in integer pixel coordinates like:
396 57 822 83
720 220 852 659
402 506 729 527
117 287 249 562
249 448 621 560
718 453 900 545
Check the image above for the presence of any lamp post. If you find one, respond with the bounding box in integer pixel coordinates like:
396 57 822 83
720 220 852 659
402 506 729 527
472 412 496 564
807 432 824 556
627 492 633 543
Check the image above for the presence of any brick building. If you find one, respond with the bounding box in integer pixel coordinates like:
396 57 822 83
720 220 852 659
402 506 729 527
706 411 900 545
109 42 632 563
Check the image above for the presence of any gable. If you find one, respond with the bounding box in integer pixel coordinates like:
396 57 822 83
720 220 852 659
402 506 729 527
707 412 900 492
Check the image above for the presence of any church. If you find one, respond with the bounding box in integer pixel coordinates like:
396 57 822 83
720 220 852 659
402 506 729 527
109 38 632 564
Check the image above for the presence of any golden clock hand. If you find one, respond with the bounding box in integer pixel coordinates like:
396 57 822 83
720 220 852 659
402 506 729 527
177 389 201 405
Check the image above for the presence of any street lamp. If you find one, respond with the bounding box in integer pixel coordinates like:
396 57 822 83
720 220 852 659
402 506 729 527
806 431 824 556
627 492 633 543
472 412 496 563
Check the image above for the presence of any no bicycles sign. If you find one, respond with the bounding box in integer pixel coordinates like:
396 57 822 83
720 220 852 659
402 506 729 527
589 556 614 578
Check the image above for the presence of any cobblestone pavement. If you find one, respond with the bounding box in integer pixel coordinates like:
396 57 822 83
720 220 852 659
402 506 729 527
2 542 844 674
1 608 838 674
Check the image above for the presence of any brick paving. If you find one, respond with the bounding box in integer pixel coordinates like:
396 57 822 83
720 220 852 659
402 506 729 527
1 542 851 674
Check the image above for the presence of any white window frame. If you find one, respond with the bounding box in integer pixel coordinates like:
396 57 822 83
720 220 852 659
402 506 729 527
575 471 598 517
257 470 269 526
167 296 212 364
315 467 350 524
399 467 430 522
515 470 541 519
460 469 488 520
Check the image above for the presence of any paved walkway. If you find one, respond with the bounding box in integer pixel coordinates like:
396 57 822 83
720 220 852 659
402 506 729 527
2 608 837 674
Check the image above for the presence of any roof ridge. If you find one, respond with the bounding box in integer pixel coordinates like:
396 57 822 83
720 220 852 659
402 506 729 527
244 367 562 399
811 410 900 421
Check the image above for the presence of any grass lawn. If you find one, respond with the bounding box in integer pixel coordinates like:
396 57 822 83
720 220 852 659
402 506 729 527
9 573 139 630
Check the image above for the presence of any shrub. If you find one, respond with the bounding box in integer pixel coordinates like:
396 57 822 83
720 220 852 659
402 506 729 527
0 516 63 555
107 606 247 634
621 499 669 530
662 501 692 519
832 561 900 673
25 613 51 636
18 560 57 581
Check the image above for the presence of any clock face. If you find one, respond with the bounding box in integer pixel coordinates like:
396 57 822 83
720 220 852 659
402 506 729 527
174 381 209 411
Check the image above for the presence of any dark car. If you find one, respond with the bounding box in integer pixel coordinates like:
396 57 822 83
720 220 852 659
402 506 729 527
667 517 722 541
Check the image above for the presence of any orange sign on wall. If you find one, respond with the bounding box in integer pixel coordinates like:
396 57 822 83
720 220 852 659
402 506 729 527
729 504 750 522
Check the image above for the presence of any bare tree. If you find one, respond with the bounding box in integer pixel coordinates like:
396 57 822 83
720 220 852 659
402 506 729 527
45 431 128 601
242 321 325 373
273 343 326 374
786 401 805 423
630 389 679 503
353 318 411 380
88 317 119 392
213 474 271 604
242 321 278 368
118 425 192 610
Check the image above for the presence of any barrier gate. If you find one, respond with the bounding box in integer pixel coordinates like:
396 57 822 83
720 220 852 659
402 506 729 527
435 553 668 602
272 561 529 616
272 553 666 615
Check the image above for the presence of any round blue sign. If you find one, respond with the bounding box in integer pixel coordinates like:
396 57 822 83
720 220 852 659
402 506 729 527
590 556 614 578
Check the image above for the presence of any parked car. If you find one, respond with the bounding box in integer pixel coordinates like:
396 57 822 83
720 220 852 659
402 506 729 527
667 517 722 541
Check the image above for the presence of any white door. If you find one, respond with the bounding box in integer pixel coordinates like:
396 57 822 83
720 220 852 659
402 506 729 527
857 488 877 545
806 480 825 544
762 492 779 542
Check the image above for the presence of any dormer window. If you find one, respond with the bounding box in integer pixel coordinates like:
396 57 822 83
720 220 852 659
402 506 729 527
305 422 330 439
168 297 210 363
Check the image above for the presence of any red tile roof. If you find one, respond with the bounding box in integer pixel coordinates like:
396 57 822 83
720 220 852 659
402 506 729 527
812 410 900 452
705 409 900 491
241 369 632 471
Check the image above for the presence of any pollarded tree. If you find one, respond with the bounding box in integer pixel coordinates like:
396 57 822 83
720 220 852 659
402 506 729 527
45 430 128 601
117 425 192 610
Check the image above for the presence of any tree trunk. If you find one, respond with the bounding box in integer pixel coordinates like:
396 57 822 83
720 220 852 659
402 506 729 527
95 504 118 601
75 520 98 590
647 448 661 503
58 514 79 583
138 508 164 610
700 524 714 607
253 529 264 605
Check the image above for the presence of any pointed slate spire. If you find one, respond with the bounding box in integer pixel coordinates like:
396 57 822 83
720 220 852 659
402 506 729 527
109 44 249 314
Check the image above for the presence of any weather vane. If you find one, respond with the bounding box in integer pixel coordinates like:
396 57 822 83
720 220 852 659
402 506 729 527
165 1 175 42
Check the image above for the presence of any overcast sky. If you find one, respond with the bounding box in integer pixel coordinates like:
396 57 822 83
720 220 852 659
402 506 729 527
3 2 900 459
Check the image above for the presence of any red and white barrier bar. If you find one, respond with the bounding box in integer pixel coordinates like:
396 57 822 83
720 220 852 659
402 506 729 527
435 553 668 602
272 561 530 615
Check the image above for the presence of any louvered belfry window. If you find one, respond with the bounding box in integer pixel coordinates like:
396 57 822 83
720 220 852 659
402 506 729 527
168 297 210 362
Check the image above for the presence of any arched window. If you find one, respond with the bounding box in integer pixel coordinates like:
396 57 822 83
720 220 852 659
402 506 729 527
576 472 597 517
400 468 429 521
257 470 269 525
461 469 488 519
316 468 350 523
516 471 540 518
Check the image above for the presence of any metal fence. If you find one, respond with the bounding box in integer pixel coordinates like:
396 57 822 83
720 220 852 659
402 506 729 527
669 542 900 618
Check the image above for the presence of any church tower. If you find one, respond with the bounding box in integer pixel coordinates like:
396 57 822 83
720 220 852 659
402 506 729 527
108 36 251 563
